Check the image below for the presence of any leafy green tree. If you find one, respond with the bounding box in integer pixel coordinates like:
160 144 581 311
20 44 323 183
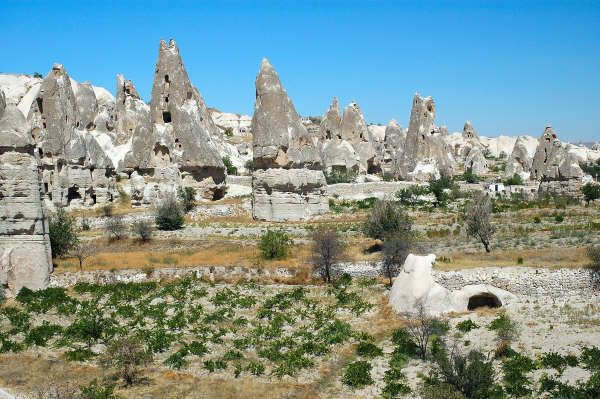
582 182 600 205
504 173 523 186
49 208 79 258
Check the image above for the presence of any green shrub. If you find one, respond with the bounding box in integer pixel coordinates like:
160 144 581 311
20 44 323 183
79 379 119 399
456 320 479 333
533 216 541 223
356 341 383 358
428 349 502 399
342 360 373 388
429 174 455 207
155 196 184 231
49 208 79 258
131 219 153 242
24 321 63 347
489 312 519 343
382 366 411 398
259 229 292 259
224 127 234 137
100 336 152 386
540 352 578 373
325 168 358 184
580 346 600 370
504 173 523 186
517 256 524 265
396 185 430 206
363 199 412 241
502 352 536 397
105 216 126 241
222 156 238 175
64 348 95 362
462 168 479 184
554 213 565 223
246 360 265 376
178 186 197 213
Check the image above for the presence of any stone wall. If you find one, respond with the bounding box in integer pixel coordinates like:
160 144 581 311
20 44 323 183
432 267 595 297
48 263 596 298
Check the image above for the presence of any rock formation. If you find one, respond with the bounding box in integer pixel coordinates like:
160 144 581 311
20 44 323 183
531 126 583 181
505 136 532 180
381 119 405 177
389 254 514 316
251 59 328 221
460 122 488 175
395 95 454 180
0 90 53 296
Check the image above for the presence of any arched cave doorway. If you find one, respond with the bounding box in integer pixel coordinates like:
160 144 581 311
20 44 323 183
467 293 502 310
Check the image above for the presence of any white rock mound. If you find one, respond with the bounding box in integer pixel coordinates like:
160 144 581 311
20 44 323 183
389 254 514 316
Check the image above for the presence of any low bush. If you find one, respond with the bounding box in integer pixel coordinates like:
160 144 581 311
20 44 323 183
105 216 126 241
155 196 184 231
222 156 238 175
325 168 358 184
131 219 153 242
99 204 114 217
259 229 292 259
178 186 197 213
356 341 383 358
342 360 373 388
456 320 479 333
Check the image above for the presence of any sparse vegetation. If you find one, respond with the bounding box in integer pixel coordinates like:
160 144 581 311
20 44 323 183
100 336 152 386
310 227 345 283
49 208 79 258
464 192 495 252
363 199 412 242
155 196 184 230
105 216 126 241
131 219 153 242
325 168 358 184
222 156 238 175
178 186 197 213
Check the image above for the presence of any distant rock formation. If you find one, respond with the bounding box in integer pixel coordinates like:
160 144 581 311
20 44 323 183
461 122 488 175
531 126 583 181
505 136 532 180
251 59 328 221
0 90 52 296
395 95 454 180
317 98 380 175
381 119 405 177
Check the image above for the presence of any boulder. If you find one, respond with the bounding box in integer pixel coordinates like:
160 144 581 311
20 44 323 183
0 93 52 296
395 95 454 180
389 254 514 316
251 59 328 221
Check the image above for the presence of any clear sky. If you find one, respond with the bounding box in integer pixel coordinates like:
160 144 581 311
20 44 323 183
1 0 599 141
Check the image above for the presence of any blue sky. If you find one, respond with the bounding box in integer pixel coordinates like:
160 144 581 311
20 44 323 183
1 0 599 141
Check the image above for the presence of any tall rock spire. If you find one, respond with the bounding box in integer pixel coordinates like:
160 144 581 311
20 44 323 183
251 58 321 170
251 59 328 221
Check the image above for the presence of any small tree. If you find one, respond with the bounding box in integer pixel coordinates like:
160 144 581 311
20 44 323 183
382 232 412 286
464 192 495 253
310 228 345 283
49 208 79 258
178 187 197 213
504 173 523 186
99 336 152 386
582 182 600 205
405 301 448 360
259 229 292 260
105 216 126 241
429 174 454 207
70 242 96 270
363 199 412 242
131 219 153 242
155 196 184 231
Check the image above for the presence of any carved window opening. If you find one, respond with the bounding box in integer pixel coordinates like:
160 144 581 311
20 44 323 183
162 111 172 123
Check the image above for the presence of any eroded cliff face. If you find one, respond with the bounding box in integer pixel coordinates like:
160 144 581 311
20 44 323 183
251 59 328 221
0 90 52 296
531 126 583 182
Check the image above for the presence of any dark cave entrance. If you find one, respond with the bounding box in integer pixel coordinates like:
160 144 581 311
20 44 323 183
467 293 502 310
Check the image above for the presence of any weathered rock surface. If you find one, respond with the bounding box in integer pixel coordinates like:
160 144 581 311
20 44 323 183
395 95 454 180
251 59 327 221
0 91 52 296
389 254 514 315
505 135 533 179
531 126 583 181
